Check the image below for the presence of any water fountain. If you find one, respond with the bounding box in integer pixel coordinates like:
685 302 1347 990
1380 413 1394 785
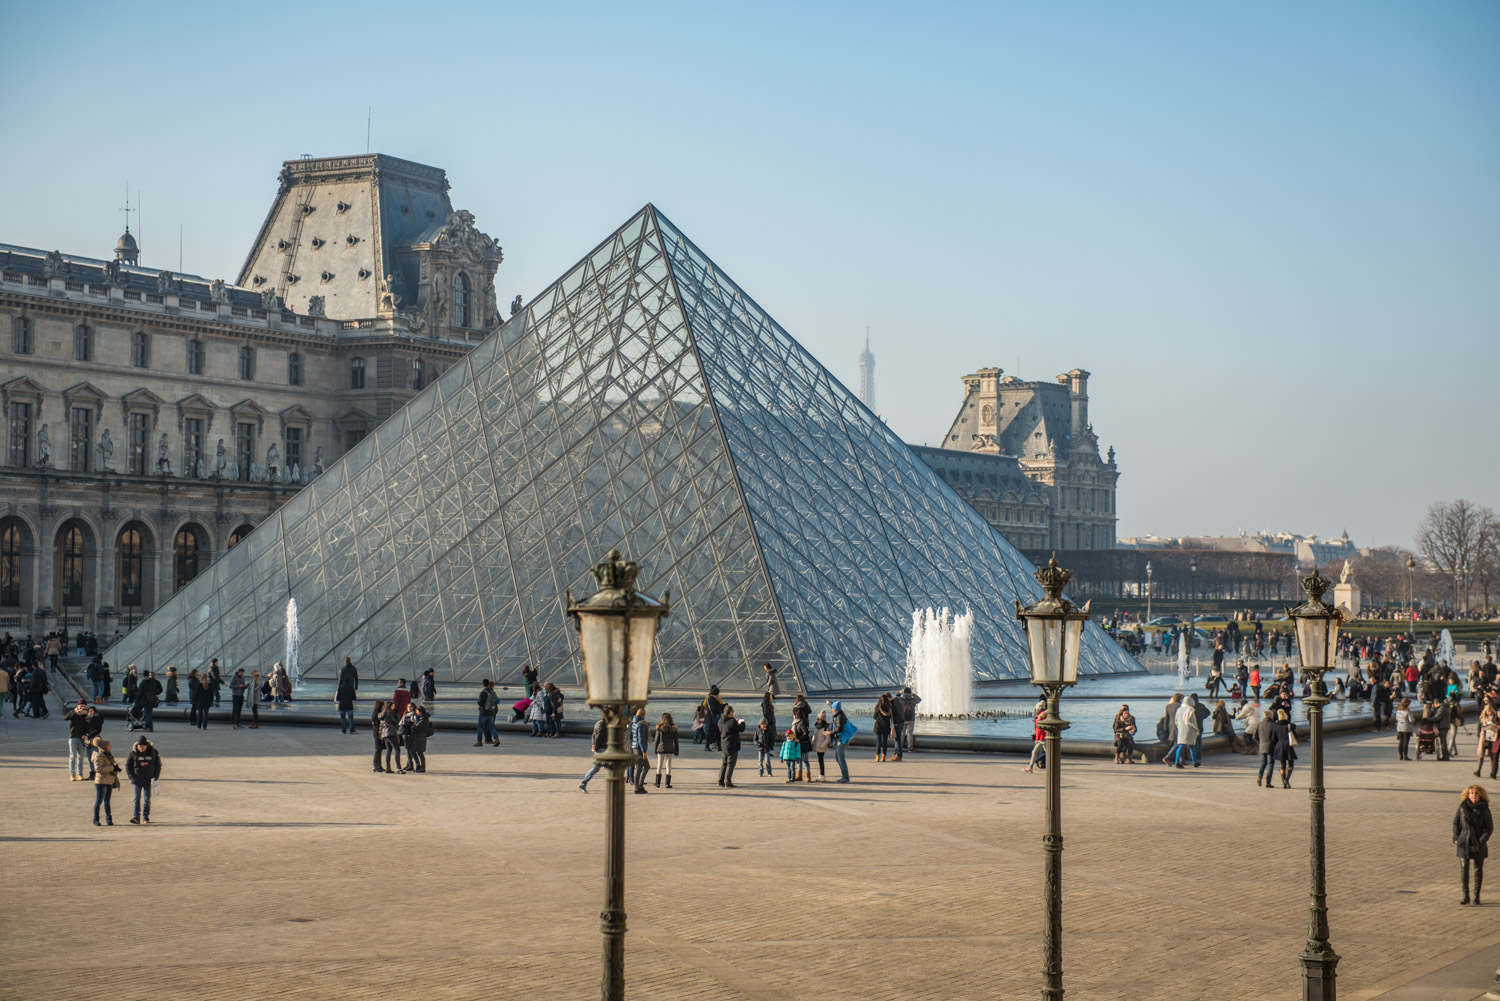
1437 628 1456 672
904 606 974 717
285 597 303 691
1177 627 1190 686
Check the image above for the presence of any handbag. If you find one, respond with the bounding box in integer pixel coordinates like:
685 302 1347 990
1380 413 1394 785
1288 730 1299 747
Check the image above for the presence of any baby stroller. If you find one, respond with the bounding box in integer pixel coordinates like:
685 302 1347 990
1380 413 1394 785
124 702 148 731
1415 719 1438 760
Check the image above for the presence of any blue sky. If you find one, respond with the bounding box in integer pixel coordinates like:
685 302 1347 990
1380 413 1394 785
3 1 1496 548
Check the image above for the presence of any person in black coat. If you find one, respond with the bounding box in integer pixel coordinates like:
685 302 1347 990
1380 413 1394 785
702 686 724 752
1268 710 1299 789
717 705 746 789
1455 784 1494 905
336 658 359 734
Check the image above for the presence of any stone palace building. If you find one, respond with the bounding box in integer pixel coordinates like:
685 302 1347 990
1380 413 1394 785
0 154 502 636
913 366 1119 552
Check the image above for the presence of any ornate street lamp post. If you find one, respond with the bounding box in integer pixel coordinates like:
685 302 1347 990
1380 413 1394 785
1016 555 1090 1001
566 551 669 1001
1145 561 1153 623
1288 567 1344 1001
1405 556 1415 631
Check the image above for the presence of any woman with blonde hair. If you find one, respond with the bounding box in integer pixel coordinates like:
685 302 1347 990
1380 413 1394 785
1454 784 1493 905
1476 705 1500 780
91 737 120 826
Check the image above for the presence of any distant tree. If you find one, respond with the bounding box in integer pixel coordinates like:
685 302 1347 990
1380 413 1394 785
1416 499 1497 612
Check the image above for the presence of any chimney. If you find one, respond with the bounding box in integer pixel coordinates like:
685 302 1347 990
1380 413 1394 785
1067 368 1089 433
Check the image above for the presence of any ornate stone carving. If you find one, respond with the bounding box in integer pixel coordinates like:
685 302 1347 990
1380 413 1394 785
432 209 503 264
35 424 51 467
510 294 523 317
307 295 326 318
312 447 325 475
96 429 113 472
264 444 281 482
43 250 65 278
156 433 172 475
378 274 399 310
260 289 279 310
156 271 174 294
101 259 122 285
210 278 229 302
214 439 227 478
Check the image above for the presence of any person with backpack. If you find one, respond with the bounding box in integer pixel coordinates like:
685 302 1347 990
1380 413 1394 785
828 700 852 784
475 679 500 746
125 735 162 824
653 712 679 789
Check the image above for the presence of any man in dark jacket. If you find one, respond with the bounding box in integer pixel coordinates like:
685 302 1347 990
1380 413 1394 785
829 700 851 782
125 736 162 824
136 670 163 731
578 710 610 793
718 705 746 788
207 658 223 706
703 686 724 752
475 679 500 746
27 661 49 718
337 659 359 734
899 687 921 753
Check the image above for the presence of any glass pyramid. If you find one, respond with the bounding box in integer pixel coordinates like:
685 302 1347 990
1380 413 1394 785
108 206 1140 693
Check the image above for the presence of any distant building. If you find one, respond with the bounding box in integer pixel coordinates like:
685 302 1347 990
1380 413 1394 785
857 330 875 411
0 154 502 637
915 366 1118 551
1118 530 1358 567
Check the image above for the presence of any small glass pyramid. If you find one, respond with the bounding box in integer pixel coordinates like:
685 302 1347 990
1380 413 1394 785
108 206 1140 692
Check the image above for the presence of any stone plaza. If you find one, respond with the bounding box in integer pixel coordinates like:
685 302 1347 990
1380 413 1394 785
3 706 1496 1000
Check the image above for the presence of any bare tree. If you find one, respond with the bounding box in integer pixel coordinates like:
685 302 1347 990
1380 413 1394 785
1416 500 1497 612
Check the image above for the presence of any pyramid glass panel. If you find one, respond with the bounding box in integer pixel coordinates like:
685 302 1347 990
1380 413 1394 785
108 205 1139 692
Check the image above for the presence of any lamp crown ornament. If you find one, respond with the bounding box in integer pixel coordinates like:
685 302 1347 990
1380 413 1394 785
590 549 642 593
1034 554 1072 600
1300 567 1333 606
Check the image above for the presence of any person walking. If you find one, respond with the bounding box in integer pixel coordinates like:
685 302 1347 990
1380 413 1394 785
65 698 91 780
1455 784 1493 905
1249 664 1262 699
829 700 852 783
336 660 359 734
475 679 500 746
191 668 213 730
164 666 179 705
653 712 679 789
579 709 609 793
45 632 61 671
1256 705 1278 787
718 704 746 788
873 692 894 762
207 658 223 707
526 683 548 736
1172 695 1203 768
186 669 202 727
629 707 651 793
121 664 139 709
90 737 119 826
1024 698 1048 773
1395 699 1415 760
125 735 161 824
391 678 412 718
1475 706 1500 780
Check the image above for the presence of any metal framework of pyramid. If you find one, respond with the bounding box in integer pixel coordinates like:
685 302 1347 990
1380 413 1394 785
108 206 1140 693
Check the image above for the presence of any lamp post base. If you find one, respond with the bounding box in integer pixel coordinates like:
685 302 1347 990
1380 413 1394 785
1299 948 1339 1001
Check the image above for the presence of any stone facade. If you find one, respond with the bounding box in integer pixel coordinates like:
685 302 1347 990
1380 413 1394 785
0 154 500 637
918 365 1118 551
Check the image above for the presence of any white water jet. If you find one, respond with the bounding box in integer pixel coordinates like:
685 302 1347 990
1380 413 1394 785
285 597 303 691
1177 626 1190 685
1437 628 1456 671
904 607 974 717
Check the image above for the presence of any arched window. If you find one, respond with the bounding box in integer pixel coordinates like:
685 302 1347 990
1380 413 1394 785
227 524 254 549
74 324 92 361
118 525 144 610
131 331 150 368
288 351 302 386
453 273 470 327
173 526 203 591
238 345 256 380
60 525 86 610
0 520 22 607
350 356 366 389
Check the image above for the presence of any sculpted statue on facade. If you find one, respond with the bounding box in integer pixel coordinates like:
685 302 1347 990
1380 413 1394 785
312 447 325 475
36 424 51 467
156 433 171 475
264 443 281 481
214 439 227 477
378 274 399 310
97 429 113 472
510 294 523 317
1339 559 1352 585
